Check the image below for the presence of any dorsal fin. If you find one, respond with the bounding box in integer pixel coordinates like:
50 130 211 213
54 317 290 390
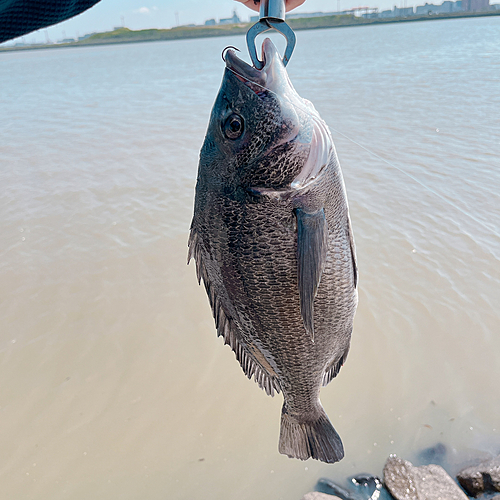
295 208 328 342
188 228 281 396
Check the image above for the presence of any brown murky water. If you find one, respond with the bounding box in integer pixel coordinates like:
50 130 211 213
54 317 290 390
1 17 499 500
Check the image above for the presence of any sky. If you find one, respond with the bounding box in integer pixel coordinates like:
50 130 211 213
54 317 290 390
5 0 451 45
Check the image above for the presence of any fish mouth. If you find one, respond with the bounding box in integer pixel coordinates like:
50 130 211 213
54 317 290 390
225 38 282 90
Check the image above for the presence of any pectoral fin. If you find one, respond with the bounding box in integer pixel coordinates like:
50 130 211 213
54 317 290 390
347 213 358 289
296 208 328 342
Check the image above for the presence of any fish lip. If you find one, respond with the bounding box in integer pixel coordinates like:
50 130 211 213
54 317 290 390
225 49 263 84
225 38 279 87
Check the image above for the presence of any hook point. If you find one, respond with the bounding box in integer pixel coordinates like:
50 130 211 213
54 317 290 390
222 46 241 63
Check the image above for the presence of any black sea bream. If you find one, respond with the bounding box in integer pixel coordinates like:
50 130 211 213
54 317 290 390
188 39 358 463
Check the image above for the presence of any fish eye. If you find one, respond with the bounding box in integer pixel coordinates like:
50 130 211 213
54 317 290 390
223 114 244 140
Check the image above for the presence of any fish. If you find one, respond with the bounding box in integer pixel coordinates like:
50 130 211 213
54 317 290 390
188 39 358 464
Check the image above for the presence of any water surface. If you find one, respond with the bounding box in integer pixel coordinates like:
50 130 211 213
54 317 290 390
1 16 500 500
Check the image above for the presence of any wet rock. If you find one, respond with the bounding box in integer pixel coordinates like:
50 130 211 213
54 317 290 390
317 474 394 500
445 449 497 480
350 473 393 500
351 474 382 489
301 493 342 500
383 455 468 500
316 478 357 500
457 455 500 497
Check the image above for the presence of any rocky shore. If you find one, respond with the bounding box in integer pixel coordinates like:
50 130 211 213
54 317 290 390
300 446 500 500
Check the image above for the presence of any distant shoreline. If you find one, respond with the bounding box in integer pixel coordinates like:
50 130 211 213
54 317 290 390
1 10 499 53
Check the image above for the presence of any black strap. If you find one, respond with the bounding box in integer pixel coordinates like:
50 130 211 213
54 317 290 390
0 0 101 43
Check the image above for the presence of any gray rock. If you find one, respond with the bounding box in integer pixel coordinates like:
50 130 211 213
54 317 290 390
350 473 393 500
351 473 383 490
301 493 342 500
457 455 500 497
316 478 357 500
383 455 468 500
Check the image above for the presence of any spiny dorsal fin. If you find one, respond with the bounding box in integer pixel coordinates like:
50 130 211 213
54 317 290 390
187 228 281 396
295 208 328 342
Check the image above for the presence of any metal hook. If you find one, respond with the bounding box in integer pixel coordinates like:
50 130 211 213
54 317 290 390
246 0 296 70
222 46 240 62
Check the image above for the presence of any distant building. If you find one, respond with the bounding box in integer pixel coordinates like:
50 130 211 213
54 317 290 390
444 0 463 10
205 19 216 26
78 32 97 41
219 10 241 24
416 3 438 13
416 0 464 13
268 7 358 23
440 0 463 10
393 6 415 15
287 11 341 18
376 6 413 16
462 0 489 9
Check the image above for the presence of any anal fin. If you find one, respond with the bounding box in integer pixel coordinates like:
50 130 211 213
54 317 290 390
296 208 328 342
322 347 350 386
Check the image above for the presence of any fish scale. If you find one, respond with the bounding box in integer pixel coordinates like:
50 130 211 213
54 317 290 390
189 39 358 463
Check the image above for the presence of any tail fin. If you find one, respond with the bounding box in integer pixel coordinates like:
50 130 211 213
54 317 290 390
278 404 344 463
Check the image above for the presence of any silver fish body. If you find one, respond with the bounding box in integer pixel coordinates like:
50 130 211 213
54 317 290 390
188 39 358 463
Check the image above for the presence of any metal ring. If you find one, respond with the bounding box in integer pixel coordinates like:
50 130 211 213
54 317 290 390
246 19 296 70
267 19 296 67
